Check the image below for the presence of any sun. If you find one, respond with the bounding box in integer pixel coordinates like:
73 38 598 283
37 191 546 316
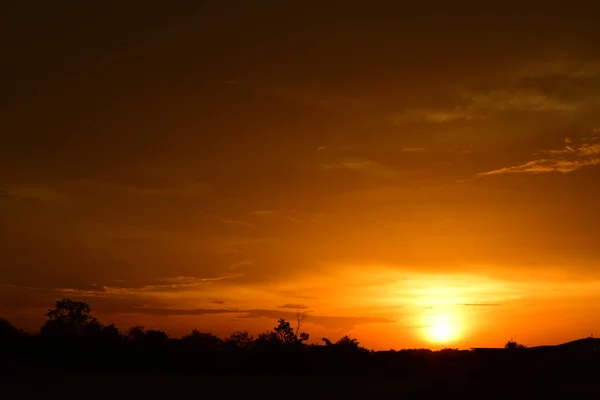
430 316 453 341
424 313 463 344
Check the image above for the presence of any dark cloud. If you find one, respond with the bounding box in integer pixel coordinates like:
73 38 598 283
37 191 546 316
107 307 240 316
237 310 395 330
277 304 309 310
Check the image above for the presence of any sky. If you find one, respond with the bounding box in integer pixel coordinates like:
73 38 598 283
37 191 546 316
2 1 600 349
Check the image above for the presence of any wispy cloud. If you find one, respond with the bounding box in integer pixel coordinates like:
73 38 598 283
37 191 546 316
391 108 480 124
477 139 600 177
322 159 374 170
309 213 327 223
322 158 397 179
392 88 584 125
466 90 582 113
229 260 254 270
236 309 395 330
514 59 600 79
277 303 309 310
248 210 278 216
57 274 243 297
206 214 253 227
401 147 426 152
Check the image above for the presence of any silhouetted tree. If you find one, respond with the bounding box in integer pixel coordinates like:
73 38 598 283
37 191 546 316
336 335 362 350
274 318 309 345
81 319 104 338
182 329 221 351
225 330 254 349
102 323 122 339
505 339 526 350
144 329 168 345
43 299 96 336
0 318 23 339
127 325 146 342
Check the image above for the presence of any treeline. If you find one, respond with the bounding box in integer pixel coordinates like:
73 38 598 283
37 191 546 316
2 299 600 385
1 299 377 373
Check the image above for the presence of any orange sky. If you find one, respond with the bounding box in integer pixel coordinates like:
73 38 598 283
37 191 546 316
2 1 600 349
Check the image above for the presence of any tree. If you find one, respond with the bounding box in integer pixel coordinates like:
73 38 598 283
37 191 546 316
182 329 222 351
127 325 146 342
225 330 254 349
101 323 124 344
336 335 361 349
144 329 168 345
505 338 526 350
273 314 309 345
0 318 23 339
80 319 104 340
45 299 96 335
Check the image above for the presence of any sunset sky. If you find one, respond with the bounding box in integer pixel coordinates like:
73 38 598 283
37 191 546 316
2 1 600 349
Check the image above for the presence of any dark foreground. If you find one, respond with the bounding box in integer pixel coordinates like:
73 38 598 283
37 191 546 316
2 369 600 399
3 302 600 398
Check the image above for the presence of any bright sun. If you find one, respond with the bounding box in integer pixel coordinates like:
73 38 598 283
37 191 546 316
424 313 463 343
430 316 453 341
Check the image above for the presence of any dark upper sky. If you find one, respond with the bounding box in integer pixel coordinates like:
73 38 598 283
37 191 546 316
2 1 600 348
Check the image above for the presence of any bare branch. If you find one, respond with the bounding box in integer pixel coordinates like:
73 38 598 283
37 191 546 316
295 309 306 337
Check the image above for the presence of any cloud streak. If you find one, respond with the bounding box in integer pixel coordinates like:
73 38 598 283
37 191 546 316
277 303 309 310
90 305 394 330
477 140 600 177
322 158 398 179
392 87 585 125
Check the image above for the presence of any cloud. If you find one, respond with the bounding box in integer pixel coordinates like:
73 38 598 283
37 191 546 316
236 309 395 330
466 90 582 113
210 300 225 304
391 108 480 124
248 210 278 216
391 87 584 125
477 140 600 177
322 159 373 171
206 214 253 227
401 147 426 152
322 158 397 179
77 304 394 330
309 213 327 223
56 274 243 297
514 59 600 79
111 307 240 316
229 260 254 270
277 303 309 310
460 303 501 307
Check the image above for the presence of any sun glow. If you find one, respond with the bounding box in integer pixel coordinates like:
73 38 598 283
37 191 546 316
423 311 464 344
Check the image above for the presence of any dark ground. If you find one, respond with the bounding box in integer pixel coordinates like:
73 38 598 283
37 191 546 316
2 370 600 399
